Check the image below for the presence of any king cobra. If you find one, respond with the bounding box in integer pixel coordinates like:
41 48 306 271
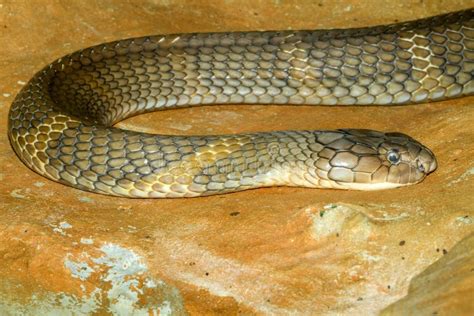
8 10 473 198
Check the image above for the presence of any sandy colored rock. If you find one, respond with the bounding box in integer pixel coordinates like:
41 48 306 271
382 233 474 315
0 1 473 315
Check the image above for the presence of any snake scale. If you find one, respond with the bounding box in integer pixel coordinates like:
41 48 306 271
8 10 473 198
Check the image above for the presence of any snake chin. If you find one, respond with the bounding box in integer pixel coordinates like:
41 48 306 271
332 182 411 191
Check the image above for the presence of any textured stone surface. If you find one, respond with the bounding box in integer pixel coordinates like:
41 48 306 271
381 233 474 315
0 1 473 314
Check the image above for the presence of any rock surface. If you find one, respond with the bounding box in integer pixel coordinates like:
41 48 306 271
1 1 473 314
382 233 474 315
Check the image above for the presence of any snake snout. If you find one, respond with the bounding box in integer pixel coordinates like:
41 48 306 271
416 147 437 175
393 137 437 184
364 132 437 187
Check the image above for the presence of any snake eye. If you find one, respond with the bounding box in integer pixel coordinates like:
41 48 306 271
387 150 400 165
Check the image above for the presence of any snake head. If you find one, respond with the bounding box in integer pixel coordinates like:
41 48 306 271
377 131 437 184
315 129 437 190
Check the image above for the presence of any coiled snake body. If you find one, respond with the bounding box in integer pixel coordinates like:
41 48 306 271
8 10 473 197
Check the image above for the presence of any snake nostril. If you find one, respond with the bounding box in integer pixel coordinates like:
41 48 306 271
416 159 426 173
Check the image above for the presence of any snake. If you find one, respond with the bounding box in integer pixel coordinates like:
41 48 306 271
7 9 473 198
